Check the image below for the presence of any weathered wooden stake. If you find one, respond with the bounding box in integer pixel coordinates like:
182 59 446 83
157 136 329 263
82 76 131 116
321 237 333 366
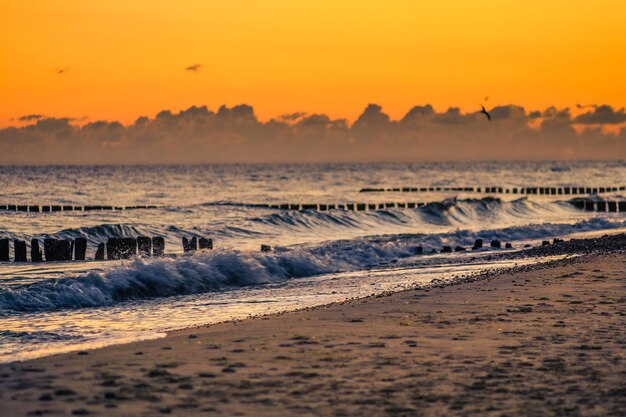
44 238 56 261
95 243 105 260
14 240 27 262
31 239 43 262
137 236 152 256
0 238 9 262
199 237 213 250
74 238 87 261
152 237 165 257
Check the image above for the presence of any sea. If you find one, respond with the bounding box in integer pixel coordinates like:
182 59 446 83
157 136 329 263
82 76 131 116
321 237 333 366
1 161 626 362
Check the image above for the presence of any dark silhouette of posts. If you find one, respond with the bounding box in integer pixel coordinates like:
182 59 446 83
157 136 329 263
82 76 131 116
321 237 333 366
95 243 105 260
74 238 87 261
120 238 137 259
0 239 9 261
260 244 272 252
44 238 56 261
107 238 120 260
182 237 197 253
53 240 73 261
199 237 213 250
137 236 152 257
14 240 27 262
31 239 43 262
152 237 165 257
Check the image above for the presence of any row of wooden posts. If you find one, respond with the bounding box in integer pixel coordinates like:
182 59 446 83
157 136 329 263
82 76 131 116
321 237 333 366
570 200 626 212
242 200 625 212
0 204 158 213
2 199 624 216
360 186 626 195
0 236 214 263
1 236 568 264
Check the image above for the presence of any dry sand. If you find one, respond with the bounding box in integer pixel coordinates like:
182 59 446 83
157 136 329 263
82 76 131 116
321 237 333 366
1 254 624 416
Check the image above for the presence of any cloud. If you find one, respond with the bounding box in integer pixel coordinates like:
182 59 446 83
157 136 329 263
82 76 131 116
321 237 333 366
400 105 435 123
488 105 526 121
17 114 45 122
1 103 625 164
432 107 473 124
574 105 626 124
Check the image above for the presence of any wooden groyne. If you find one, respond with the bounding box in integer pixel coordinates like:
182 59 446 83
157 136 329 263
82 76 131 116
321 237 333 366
0 236 212 263
360 186 626 195
568 199 626 212
0 205 160 212
244 199 626 212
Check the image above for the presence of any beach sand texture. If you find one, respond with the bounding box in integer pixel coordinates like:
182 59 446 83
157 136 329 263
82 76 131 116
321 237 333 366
1 254 624 416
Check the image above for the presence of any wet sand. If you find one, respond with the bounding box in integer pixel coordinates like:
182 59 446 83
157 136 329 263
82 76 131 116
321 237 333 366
1 254 624 416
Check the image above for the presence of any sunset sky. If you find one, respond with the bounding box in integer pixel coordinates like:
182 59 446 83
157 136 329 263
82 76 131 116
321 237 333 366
1 0 625 128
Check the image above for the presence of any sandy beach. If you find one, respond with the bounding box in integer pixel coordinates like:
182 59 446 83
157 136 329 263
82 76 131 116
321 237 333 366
1 252 625 417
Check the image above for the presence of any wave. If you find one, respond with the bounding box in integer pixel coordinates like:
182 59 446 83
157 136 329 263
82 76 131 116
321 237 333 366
0 197 607 244
1 217 624 313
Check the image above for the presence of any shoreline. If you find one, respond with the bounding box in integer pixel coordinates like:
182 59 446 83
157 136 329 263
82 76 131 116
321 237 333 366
1 246 624 415
0 233 624 364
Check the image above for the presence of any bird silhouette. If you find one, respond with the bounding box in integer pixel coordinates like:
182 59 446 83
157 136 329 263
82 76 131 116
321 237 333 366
55 67 69 75
480 105 491 122
185 64 202 72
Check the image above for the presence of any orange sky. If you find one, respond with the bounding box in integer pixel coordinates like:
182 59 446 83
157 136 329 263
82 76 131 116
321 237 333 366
1 0 625 128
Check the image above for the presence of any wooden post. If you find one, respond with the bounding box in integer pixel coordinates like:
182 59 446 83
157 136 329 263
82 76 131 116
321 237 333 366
74 238 87 261
137 236 152 257
152 237 165 257
44 238 56 261
31 239 43 262
14 240 27 262
53 240 72 261
0 238 10 262
120 238 137 259
260 244 272 252
95 243 105 260
199 237 213 250
107 238 119 260
183 237 197 253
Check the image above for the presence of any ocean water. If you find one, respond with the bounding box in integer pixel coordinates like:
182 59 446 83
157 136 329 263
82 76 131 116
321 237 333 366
1 161 626 362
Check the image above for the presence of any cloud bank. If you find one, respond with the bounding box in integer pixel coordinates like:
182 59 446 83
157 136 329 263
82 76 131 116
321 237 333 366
1 103 625 164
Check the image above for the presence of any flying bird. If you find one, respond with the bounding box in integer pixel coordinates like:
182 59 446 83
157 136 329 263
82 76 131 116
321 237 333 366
185 64 203 72
55 67 69 75
480 105 491 122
